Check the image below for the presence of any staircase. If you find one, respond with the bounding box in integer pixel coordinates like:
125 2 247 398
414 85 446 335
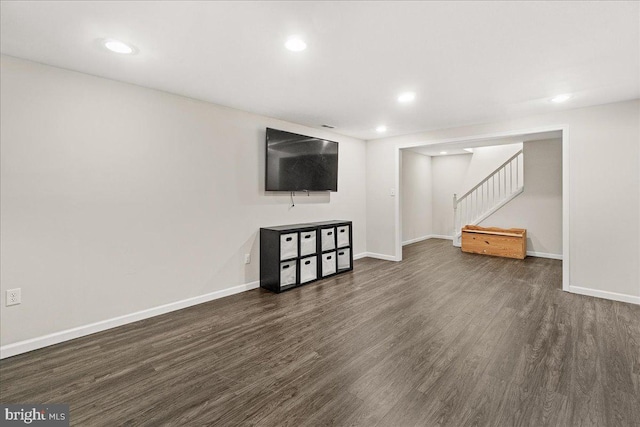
452 149 524 247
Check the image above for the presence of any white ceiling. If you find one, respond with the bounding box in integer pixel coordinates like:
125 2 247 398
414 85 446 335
1 2 638 140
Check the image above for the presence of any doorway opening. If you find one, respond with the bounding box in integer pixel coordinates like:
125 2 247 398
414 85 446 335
395 126 569 291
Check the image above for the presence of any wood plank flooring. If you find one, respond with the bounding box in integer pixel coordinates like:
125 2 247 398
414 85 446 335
1 239 639 426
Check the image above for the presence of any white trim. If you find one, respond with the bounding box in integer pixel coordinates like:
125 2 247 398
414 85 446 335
0 281 260 359
402 235 431 246
362 252 398 262
526 251 563 260
428 234 453 241
402 234 455 246
569 286 640 305
394 147 402 261
452 246 562 258
353 252 368 260
562 127 570 292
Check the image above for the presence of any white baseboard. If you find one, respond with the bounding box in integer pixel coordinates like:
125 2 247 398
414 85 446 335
402 235 453 246
402 235 431 246
569 285 640 305
527 251 563 260
429 235 453 241
362 252 399 262
0 281 260 359
5 267 635 360
353 252 368 260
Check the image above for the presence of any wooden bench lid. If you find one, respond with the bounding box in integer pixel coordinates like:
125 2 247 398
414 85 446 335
462 225 526 237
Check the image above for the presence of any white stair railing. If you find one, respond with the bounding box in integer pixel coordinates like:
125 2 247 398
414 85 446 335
453 149 524 245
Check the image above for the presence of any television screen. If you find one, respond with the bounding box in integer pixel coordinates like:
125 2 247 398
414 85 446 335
265 128 338 191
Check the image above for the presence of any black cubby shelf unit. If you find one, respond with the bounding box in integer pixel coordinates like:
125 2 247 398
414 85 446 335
259 220 354 293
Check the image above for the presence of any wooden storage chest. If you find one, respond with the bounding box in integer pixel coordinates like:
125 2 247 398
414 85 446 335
461 225 527 259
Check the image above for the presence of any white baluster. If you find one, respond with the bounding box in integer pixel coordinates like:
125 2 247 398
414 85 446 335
504 166 507 198
492 175 495 207
509 161 513 194
486 181 489 211
453 193 458 234
483 182 487 213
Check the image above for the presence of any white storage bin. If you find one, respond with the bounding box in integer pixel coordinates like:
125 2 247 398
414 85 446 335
300 231 317 256
280 260 297 287
321 251 337 277
337 225 350 248
280 233 298 260
337 248 351 270
321 228 336 252
300 256 317 284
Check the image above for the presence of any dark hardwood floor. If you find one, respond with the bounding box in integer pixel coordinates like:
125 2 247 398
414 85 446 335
1 239 639 426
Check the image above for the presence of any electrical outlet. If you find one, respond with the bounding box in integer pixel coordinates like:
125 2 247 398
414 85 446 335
244 254 251 264
6 288 21 306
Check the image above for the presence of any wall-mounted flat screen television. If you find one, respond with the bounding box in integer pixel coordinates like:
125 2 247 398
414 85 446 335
265 128 338 192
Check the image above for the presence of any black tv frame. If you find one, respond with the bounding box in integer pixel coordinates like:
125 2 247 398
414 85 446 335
265 127 339 192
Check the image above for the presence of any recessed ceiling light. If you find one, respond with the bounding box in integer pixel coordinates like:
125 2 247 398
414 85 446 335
440 151 447 155
376 125 387 133
104 39 134 54
551 94 571 103
285 36 307 52
397 92 416 103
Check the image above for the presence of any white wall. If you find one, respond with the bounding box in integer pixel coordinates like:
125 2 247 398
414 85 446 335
480 139 562 256
401 150 432 243
431 154 471 236
366 137 395 258
0 56 367 347
366 99 640 301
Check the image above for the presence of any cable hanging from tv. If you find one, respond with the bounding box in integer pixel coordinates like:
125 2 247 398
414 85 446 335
290 190 311 208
